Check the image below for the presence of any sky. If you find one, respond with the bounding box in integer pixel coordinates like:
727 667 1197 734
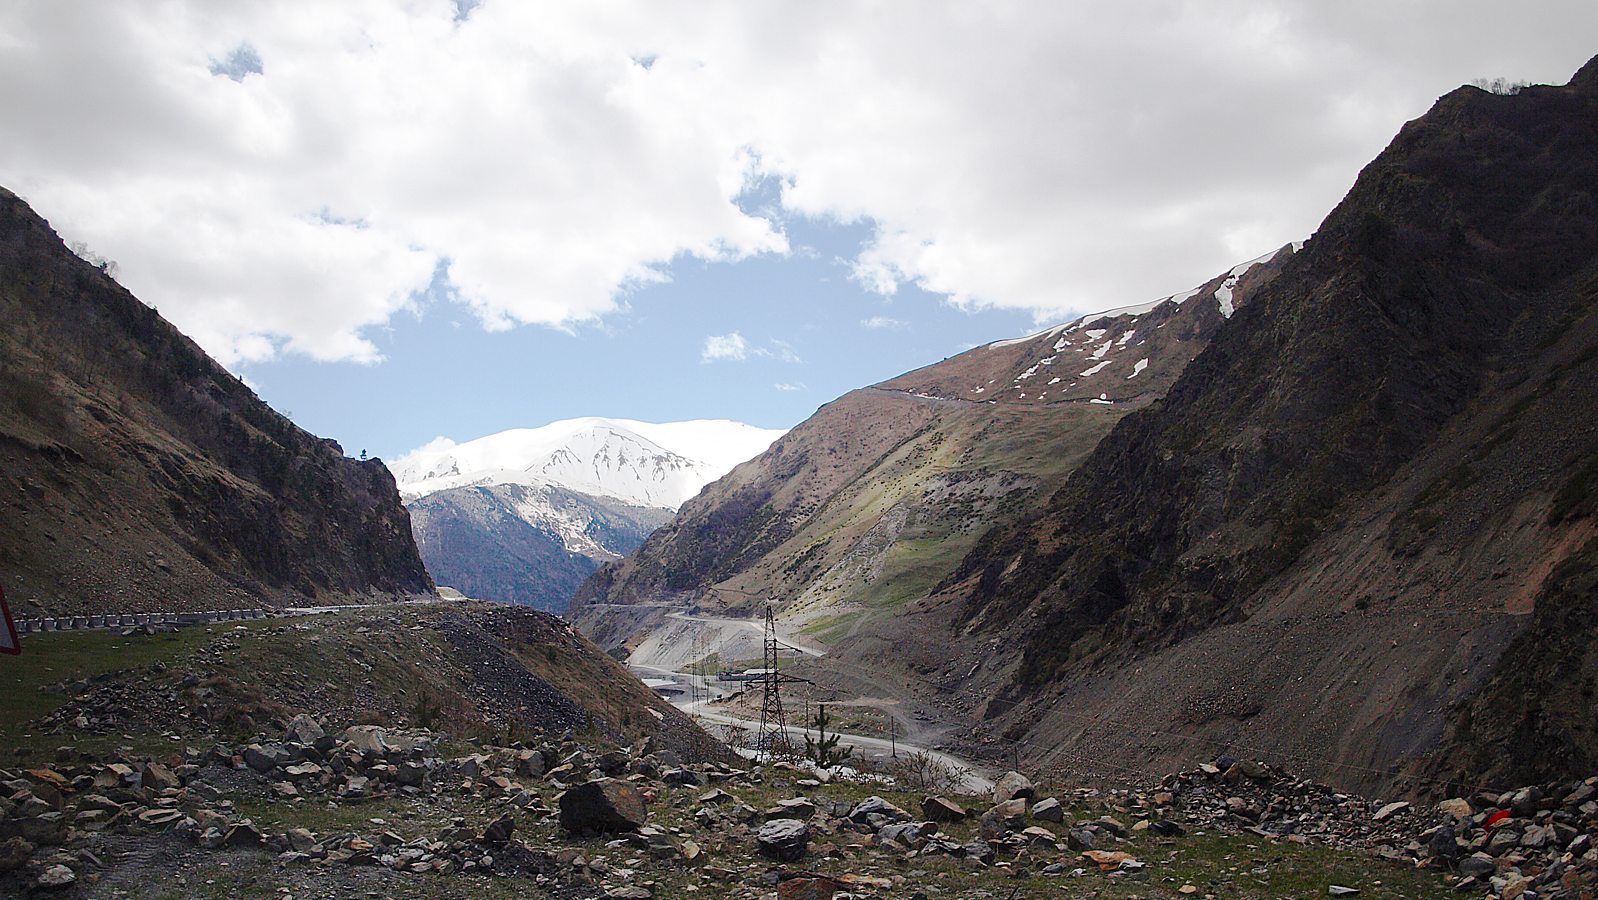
2 2 1595 460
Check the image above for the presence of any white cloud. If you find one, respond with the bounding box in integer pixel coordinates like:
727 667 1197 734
769 338 803 364
701 332 750 362
861 316 906 330
2 2 1593 363
773 382 806 392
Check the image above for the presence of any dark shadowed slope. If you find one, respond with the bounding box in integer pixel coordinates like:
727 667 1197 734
0 187 434 615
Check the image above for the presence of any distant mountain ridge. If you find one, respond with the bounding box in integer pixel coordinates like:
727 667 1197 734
396 418 784 611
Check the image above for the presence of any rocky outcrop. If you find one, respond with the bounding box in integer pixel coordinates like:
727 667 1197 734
0 187 433 614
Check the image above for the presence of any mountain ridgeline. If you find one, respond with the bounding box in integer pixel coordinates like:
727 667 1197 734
0 187 434 614
574 57 1598 794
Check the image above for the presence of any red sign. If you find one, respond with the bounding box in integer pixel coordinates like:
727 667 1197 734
0 584 19 655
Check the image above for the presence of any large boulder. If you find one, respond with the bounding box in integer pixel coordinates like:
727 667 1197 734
848 796 911 828
992 770 1036 805
980 798 1028 839
921 796 968 822
283 714 326 746
756 818 810 862
559 779 647 834
342 726 390 756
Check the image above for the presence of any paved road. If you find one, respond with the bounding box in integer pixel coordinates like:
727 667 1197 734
632 661 992 793
678 696 992 794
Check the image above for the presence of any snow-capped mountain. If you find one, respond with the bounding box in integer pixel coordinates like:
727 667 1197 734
393 417 786 509
392 417 786 610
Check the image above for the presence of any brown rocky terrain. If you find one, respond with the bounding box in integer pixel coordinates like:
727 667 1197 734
1 602 1527 898
0 187 434 616
574 57 1598 800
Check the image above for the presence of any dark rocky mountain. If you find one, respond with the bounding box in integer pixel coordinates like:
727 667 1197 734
408 483 672 612
575 56 1598 796
0 187 434 615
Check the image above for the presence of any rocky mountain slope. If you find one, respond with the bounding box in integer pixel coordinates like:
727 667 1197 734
0 187 433 616
914 55 1598 796
570 241 1296 651
575 57 1598 797
408 483 673 612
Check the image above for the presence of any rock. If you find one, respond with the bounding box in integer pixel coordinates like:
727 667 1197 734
284 762 322 778
992 770 1036 804
1437 797 1474 820
34 864 75 890
607 888 652 899
1067 829 1096 851
1428 823 1460 865
395 762 428 788
1021 825 1059 846
1327 887 1359 896
516 749 547 779
963 839 995 864
1371 801 1409 821
921 796 968 822
482 813 516 844
137 808 186 828
343 726 390 756
559 778 647 834
1237 759 1271 780
0 836 34 872
1082 849 1138 869
777 873 842 899
662 767 703 787
768 797 816 820
287 828 317 852
1150 819 1185 837
243 745 279 773
1031 797 1064 822
224 822 264 847
979 799 1028 839
595 750 630 776
848 796 911 826
1458 852 1497 878
283 714 326 745
877 822 925 847
756 818 810 862
140 762 180 791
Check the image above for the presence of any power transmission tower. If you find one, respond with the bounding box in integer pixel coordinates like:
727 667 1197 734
752 603 810 759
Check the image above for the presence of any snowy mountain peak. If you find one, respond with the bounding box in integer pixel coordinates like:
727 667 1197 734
393 417 786 509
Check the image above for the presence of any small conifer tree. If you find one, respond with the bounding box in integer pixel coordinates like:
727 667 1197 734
803 704 854 769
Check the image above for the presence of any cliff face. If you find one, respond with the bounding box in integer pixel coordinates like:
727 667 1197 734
0 187 434 614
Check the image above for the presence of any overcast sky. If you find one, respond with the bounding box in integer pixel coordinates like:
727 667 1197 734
3 2 1594 457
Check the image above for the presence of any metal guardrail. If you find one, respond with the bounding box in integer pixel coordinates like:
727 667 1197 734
12 607 272 635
